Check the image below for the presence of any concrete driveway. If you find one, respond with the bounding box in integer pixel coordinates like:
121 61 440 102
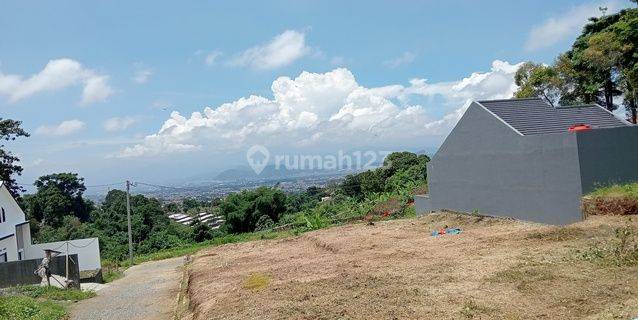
71 257 184 320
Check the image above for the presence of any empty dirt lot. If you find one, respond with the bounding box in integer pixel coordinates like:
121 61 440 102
185 213 638 319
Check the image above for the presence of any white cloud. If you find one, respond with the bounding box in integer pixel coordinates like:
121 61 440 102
132 64 153 84
36 119 86 136
117 60 522 158
0 58 114 104
81 75 114 105
525 1 622 51
384 51 417 68
103 116 138 132
229 30 311 70
330 56 346 66
205 51 223 66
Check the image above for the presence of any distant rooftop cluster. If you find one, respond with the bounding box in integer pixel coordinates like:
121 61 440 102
168 212 224 229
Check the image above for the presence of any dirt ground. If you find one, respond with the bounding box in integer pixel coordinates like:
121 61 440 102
186 213 638 320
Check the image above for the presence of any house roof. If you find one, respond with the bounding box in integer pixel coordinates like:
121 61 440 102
476 98 630 135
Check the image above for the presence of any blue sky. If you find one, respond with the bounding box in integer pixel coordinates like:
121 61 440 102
0 0 630 187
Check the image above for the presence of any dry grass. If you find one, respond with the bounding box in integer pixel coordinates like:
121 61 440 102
583 196 638 216
243 273 271 291
185 212 638 320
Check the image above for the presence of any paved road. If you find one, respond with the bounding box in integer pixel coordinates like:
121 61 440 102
71 257 184 320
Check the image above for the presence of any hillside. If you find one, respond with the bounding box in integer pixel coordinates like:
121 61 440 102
185 212 638 320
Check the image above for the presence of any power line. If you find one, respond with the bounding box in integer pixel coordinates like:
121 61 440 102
85 182 124 188
133 181 190 190
16 181 124 188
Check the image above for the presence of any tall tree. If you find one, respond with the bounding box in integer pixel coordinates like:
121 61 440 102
0 118 29 198
610 8 638 122
514 6 638 122
25 173 94 227
514 62 563 106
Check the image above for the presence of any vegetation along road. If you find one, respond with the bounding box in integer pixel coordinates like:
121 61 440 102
71 257 184 320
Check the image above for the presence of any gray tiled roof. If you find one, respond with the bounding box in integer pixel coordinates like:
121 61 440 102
477 98 629 135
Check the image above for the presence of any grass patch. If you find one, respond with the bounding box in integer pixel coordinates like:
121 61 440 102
243 273 271 291
584 183 638 216
4 285 95 301
487 264 556 293
0 296 67 320
525 227 585 241
109 229 295 269
588 183 638 199
576 226 638 267
102 268 124 283
458 299 495 319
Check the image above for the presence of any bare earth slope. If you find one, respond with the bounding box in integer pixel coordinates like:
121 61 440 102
72 257 183 320
187 213 638 319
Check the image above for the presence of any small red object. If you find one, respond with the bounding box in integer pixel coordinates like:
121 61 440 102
568 124 592 132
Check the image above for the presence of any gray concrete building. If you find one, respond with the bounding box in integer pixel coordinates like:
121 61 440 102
418 98 638 225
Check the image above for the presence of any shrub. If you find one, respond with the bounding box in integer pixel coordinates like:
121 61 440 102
370 197 402 218
577 227 638 266
255 215 275 232
299 211 329 230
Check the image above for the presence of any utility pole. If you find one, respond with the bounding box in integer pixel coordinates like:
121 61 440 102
126 180 134 265
65 241 69 289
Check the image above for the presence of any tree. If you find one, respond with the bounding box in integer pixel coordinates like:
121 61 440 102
340 174 362 197
514 62 563 106
24 173 94 227
191 220 213 242
219 187 287 233
90 189 192 260
383 152 421 174
513 7 638 122
358 170 386 195
610 8 638 122
0 118 29 198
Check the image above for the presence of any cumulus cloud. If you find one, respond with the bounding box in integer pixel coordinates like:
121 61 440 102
205 51 223 66
0 58 114 104
525 1 622 51
116 60 522 158
132 64 153 84
103 116 138 132
229 30 311 70
384 51 417 68
36 119 86 136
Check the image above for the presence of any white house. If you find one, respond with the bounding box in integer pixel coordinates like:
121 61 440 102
0 182 101 271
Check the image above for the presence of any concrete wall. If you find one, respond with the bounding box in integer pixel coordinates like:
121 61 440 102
0 235 18 262
25 238 101 272
414 195 432 216
426 102 584 225
0 254 80 289
577 126 638 194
